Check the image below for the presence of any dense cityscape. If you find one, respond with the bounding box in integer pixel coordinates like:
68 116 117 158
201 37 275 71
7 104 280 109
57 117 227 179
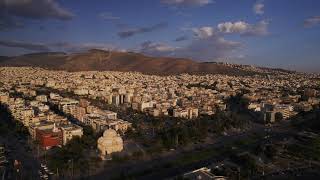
0 67 320 179
1 0 320 180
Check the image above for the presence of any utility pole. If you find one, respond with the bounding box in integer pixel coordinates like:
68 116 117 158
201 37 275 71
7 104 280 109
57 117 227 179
309 159 311 168
37 144 39 158
56 168 59 179
2 168 6 180
69 159 73 180
44 150 47 164
72 159 74 180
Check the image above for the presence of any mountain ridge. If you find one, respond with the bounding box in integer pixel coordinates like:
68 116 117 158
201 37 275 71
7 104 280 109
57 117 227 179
0 49 293 75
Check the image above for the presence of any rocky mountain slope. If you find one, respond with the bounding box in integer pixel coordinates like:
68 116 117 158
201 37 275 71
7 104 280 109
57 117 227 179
0 49 291 75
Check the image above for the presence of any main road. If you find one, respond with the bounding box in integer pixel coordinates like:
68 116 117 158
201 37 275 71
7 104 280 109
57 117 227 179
91 121 292 180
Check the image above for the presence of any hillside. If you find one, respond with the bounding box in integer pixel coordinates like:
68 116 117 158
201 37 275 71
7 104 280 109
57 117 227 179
0 49 280 75
0 52 67 69
291 109 320 133
0 56 9 63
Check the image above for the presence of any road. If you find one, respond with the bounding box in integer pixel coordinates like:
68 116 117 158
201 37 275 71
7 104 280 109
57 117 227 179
37 87 299 179
90 122 292 180
0 133 41 180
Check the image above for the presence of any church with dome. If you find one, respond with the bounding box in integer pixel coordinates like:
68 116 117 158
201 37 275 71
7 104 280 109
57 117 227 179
97 129 123 159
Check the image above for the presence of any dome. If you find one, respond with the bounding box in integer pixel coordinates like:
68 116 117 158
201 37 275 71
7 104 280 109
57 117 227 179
98 129 124 159
103 129 117 138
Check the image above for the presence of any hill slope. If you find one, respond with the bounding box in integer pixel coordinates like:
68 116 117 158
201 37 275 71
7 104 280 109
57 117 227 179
0 49 274 75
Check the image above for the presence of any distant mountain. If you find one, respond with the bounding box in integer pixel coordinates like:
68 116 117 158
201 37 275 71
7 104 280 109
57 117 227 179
0 56 9 63
0 49 291 75
0 52 67 69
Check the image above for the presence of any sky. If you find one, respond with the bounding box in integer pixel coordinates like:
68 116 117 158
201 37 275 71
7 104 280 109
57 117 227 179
0 0 319 72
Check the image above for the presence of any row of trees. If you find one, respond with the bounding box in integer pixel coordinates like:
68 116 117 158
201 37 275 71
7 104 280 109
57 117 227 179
287 136 320 161
0 104 29 137
290 107 320 132
47 125 100 178
125 109 251 153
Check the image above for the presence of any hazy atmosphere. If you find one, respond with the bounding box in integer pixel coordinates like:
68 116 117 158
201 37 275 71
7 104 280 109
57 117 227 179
1 1 320 180
0 0 319 72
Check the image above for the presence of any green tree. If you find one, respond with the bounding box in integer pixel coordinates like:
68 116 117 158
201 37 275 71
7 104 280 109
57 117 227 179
275 112 283 122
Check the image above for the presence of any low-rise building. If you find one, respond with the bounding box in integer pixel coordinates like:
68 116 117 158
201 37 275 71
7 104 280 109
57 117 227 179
60 124 83 145
36 124 63 149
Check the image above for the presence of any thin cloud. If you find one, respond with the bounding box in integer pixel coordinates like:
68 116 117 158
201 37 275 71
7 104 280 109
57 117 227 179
140 41 176 57
0 40 50 51
304 16 320 28
173 36 242 61
179 27 242 60
99 12 120 20
253 1 264 15
0 15 24 31
117 22 168 38
175 35 189 42
217 20 269 36
243 20 269 36
217 21 249 34
50 42 116 52
137 20 268 60
193 26 215 39
0 0 74 20
0 40 118 53
138 26 242 61
161 0 213 7
0 0 73 31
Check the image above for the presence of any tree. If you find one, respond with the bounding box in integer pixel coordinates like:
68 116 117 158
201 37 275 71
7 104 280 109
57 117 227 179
81 125 97 148
151 118 162 137
275 112 283 122
0 121 9 135
47 136 90 177
14 120 30 137
265 144 278 159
